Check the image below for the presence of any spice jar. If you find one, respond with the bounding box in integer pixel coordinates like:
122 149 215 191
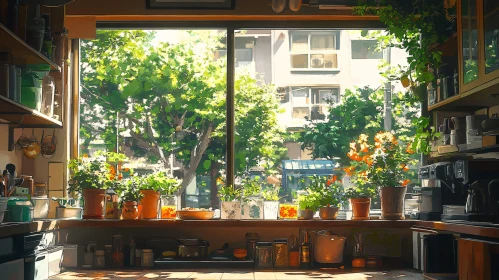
255 242 273 269
273 238 289 268
141 249 154 267
94 250 105 268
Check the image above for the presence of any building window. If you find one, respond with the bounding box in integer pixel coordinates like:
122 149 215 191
290 87 339 120
290 33 339 70
351 40 382 59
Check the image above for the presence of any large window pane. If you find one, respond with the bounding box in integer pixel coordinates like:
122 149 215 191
310 34 335 51
80 29 227 208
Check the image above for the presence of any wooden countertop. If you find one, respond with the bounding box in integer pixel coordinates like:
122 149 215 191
2 219 498 240
51 269 424 280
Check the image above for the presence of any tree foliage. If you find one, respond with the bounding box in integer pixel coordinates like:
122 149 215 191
80 30 286 197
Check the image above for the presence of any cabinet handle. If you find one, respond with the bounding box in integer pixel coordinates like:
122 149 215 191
35 255 46 262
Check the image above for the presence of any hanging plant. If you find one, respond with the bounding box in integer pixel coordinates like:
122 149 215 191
354 0 455 101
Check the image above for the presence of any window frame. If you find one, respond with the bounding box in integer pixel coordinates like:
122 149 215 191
289 86 340 121
289 31 340 71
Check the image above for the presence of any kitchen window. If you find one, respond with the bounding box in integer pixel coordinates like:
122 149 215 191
290 32 339 70
291 87 339 121
351 40 382 59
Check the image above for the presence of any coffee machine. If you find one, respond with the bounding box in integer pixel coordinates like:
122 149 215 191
417 162 467 221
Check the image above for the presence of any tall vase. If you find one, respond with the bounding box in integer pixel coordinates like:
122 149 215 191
82 189 105 219
140 190 160 219
380 186 407 220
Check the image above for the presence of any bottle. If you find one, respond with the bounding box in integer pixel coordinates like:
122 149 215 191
123 242 130 267
25 4 45 52
289 234 299 268
129 238 136 267
41 14 53 58
300 230 311 269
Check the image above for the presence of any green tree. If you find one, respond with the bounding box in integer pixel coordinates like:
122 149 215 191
80 30 286 203
300 87 419 166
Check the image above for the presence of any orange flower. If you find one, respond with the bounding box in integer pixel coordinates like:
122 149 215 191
358 134 369 143
118 174 123 180
401 179 410 186
360 143 369 153
349 142 357 151
109 175 115 181
347 150 359 160
109 165 116 176
406 143 415 154
375 142 382 149
124 168 130 172
83 154 89 158
363 156 373 166
401 164 409 172
344 167 355 176
327 175 338 186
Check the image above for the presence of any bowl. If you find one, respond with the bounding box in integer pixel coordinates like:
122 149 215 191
233 248 247 259
176 210 214 220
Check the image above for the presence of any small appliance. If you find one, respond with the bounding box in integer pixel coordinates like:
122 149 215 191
177 239 209 258
417 162 465 221
311 230 346 265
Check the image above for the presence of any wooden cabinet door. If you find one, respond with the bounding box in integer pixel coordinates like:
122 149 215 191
481 0 499 83
458 0 483 93
458 238 491 280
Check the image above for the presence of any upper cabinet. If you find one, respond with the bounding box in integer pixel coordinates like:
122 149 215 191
430 0 499 111
482 0 499 82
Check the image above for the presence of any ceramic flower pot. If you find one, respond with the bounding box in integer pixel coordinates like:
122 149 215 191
279 203 298 220
160 195 177 219
319 206 339 220
263 201 279 220
298 209 314 220
241 197 263 220
140 190 160 219
221 201 241 220
350 198 371 220
122 201 138 220
82 188 106 219
380 186 407 220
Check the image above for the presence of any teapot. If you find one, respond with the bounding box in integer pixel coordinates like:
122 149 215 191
465 181 487 214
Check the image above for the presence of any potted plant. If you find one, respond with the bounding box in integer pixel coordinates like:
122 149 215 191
344 134 379 220
118 177 143 220
308 175 346 220
297 191 320 220
366 132 416 220
103 152 130 219
218 184 242 220
262 187 280 220
139 171 178 219
154 171 181 219
241 176 263 220
68 153 110 219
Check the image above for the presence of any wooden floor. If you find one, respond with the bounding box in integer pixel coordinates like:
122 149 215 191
50 269 423 280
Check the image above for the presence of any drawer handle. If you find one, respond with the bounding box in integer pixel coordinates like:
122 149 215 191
35 255 46 262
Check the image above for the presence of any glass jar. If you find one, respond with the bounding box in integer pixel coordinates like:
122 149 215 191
141 249 154 267
41 73 54 117
255 242 273 269
273 238 289 268
245 232 260 261
94 250 105 268
112 235 124 267
160 195 177 219
279 203 298 220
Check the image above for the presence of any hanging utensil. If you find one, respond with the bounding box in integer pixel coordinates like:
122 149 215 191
41 129 57 158
272 0 287 13
23 128 40 159
289 0 302 12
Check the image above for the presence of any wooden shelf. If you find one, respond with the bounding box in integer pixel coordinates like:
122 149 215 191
55 219 417 229
0 95 62 127
428 77 499 112
415 221 499 239
0 23 60 71
429 144 499 160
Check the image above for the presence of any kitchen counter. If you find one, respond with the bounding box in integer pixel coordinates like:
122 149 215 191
0 220 59 239
50 269 424 279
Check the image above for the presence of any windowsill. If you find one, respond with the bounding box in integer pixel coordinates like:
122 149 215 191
290 68 340 73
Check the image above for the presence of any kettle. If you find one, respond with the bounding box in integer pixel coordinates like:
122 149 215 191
311 230 346 264
465 181 488 214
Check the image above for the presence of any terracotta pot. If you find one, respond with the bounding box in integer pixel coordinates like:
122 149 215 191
319 206 339 220
380 186 407 220
298 209 314 220
140 190 160 219
350 198 371 220
82 188 106 219
122 201 139 220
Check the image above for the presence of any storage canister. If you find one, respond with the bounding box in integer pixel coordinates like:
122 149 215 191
255 242 273 269
141 249 154 267
94 250 105 268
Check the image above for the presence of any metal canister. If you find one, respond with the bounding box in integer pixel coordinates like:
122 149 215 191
245 232 260 261
255 242 273 269
273 238 289 268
